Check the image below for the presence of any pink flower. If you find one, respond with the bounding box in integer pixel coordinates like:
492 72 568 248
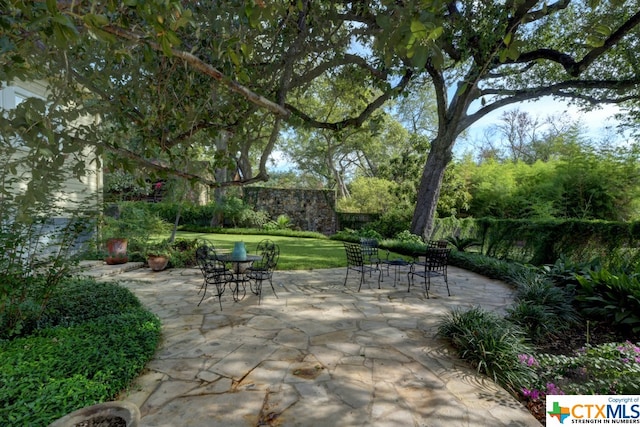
518 354 539 367
521 388 542 400
546 383 564 395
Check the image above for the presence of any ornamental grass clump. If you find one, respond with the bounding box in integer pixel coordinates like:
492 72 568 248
437 306 536 394
506 267 580 343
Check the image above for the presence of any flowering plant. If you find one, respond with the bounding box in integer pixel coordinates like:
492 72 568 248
518 340 640 404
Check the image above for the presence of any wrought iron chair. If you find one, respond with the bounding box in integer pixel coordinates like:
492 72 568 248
427 240 449 249
246 239 280 304
195 244 234 309
407 247 451 298
343 241 381 291
360 237 382 269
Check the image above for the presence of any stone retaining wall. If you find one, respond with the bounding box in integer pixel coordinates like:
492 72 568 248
244 187 337 235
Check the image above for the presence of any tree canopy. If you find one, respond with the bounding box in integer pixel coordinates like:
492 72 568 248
3 0 640 239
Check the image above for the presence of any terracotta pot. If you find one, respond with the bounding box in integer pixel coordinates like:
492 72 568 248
48 401 140 427
147 255 169 271
105 238 128 265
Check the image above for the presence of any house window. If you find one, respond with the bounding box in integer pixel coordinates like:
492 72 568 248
14 92 26 106
0 84 43 111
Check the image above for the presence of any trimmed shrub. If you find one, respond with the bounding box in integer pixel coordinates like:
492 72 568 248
0 280 161 427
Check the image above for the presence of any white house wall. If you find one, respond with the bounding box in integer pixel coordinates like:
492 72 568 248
0 80 103 215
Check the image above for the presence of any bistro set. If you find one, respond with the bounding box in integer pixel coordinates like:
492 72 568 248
343 238 451 298
195 240 279 310
195 237 451 310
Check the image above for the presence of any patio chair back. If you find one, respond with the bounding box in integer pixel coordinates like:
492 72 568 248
427 240 448 248
343 241 381 292
360 237 378 258
246 239 280 304
253 239 280 271
408 247 451 298
360 237 384 266
195 244 233 309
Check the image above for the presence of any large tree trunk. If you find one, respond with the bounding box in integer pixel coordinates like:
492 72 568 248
411 132 455 240
211 132 230 227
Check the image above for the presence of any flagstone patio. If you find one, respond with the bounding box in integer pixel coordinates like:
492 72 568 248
83 263 540 426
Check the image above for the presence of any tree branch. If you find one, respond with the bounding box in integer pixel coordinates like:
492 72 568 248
515 9 640 76
290 53 389 89
522 0 571 23
285 69 413 130
103 142 268 188
462 77 640 128
425 61 448 134
101 25 291 118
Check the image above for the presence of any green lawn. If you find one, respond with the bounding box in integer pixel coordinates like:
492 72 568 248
173 232 348 270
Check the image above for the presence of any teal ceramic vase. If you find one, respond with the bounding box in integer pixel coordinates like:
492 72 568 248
232 241 247 261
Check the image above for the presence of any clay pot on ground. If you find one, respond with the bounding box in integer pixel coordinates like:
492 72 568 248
48 401 140 427
147 255 169 271
105 238 128 265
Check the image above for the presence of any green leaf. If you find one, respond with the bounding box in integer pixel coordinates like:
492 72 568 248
431 47 444 69
410 19 427 39
0 36 16 54
228 49 240 67
595 24 612 36
240 43 252 57
456 82 468 96
38 147 54 158
411 45 429 68
165 30 181 47
499 49 508 63
428 27 443 41
503 33 512 47
82 14 109 28
586 35 604 48
46 0 57 13
160 36 173 56
87 27 117 44
376 14 391 30
506 46 520 61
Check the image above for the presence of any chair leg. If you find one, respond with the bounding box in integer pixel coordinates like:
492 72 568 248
198 282 207 306
255 279 263 305
268 277 279 299
344 268 350 287
216 283 225 310
357 270 364 292
425 274 430 299
444 272 451 296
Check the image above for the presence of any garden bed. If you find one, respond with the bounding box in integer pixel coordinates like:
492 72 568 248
526 322 638 424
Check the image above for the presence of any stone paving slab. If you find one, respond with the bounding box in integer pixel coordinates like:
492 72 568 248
91 263 540 426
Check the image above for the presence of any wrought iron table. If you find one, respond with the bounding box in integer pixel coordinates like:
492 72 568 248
217 253 262 301
380 258 410 288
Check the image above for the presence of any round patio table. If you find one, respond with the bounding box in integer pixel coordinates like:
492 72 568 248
216 253 262 301
380 258 410 288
